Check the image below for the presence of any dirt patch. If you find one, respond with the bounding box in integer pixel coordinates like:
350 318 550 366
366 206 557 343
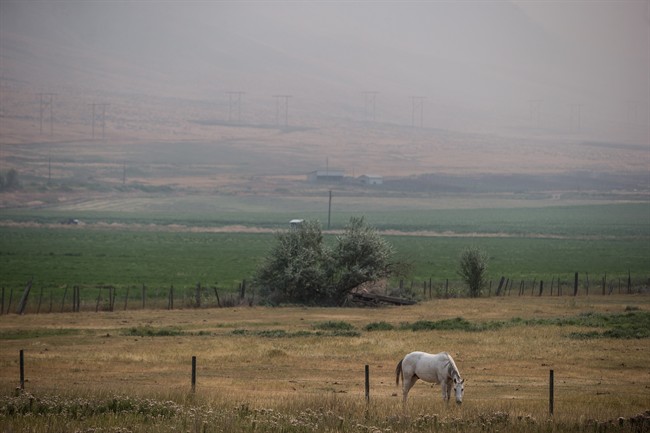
0 220 616 240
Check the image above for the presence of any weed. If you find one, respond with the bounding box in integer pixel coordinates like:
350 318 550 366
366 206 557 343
365 321 395 331
312 321 355 331
122 326 184 337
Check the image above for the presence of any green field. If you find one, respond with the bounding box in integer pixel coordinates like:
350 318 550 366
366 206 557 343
1 201 648 306
2 198 648 237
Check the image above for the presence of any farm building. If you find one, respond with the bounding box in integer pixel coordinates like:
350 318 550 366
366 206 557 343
308 170 345 183
359 174 383 185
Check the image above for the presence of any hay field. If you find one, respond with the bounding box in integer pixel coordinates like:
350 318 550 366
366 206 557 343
1 296 648 432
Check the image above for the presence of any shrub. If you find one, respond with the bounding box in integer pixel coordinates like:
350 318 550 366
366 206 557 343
458 247 489 297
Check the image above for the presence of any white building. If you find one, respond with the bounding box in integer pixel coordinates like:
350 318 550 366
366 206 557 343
308 170 345 183
359 174 383 185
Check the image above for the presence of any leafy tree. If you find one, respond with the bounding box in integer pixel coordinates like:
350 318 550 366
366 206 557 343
0 169 19 190
256 217 397 305
256 220 331 304
458 247 489 298
331 216 394 301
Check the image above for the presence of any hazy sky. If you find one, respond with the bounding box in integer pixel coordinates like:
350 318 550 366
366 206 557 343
1 0 648 141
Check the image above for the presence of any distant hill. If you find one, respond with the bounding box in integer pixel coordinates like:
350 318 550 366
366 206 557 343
0 1 648 184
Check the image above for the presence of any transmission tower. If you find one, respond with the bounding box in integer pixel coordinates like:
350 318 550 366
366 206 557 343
411 96 425 128
529 99 542 127
626 100 640 124
226 91 245 124
362 91 378 122
89 103 110 139
570 104 582 132
273 95 292 127
36 93 56 135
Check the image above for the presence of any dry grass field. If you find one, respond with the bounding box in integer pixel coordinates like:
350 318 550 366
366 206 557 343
1 295 648 432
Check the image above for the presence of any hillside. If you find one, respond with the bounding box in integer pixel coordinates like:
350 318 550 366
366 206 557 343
0 1 648 200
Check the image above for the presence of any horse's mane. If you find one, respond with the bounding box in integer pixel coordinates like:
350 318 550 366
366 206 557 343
445 353 461 380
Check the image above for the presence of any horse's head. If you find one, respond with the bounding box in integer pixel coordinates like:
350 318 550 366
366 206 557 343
453 377 465 405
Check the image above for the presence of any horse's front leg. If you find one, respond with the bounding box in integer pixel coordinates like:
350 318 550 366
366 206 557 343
441 381 449 403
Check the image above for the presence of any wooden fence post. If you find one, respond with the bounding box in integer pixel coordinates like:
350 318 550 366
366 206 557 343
1 287 4 315
602 274 606 296
168 286 174 310
37 287 43 314
538 280 544 296
191 356 197 393
124 286 130 311
549 369 554 416
530 279 536 296
95 287 102 312
573 272 579 296
550 277 554 296
213 286 221 308
141 284 146 309
627 271 632 294
16 279 33 315
7 288 14 313
19 350 25 390
495 276 505 296
60 287 67 313
365 365 370 403
72 286 78 312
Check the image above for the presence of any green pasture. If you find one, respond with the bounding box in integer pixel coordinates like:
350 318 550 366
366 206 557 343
1 199 648 238
1 200 648 305
0 226 648 305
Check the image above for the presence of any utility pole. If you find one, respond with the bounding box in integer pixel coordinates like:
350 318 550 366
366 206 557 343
89 103 110 139
362 91 378 122
411 96 425 128
36 93 56 135
226 91 245 124
273 95 291 127
327 190 332 230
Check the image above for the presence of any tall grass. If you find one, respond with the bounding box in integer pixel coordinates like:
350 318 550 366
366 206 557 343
1 297 648 432
2 388 648 432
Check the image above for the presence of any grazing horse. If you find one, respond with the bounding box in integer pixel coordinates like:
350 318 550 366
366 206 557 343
396 351 464 405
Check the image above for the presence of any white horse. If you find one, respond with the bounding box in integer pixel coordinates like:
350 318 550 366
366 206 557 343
395 351 465 405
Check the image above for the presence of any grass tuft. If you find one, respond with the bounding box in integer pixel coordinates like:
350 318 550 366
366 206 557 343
122 326 184 337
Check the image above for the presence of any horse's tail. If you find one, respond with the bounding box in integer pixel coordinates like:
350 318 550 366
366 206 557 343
395 359 403 386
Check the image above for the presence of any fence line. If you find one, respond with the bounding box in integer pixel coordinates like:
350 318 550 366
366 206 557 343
1 274 648 315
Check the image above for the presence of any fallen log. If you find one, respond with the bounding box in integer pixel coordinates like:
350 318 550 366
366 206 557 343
351 292 417 306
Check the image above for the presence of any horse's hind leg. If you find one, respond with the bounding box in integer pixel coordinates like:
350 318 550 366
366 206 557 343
402 375 418 404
